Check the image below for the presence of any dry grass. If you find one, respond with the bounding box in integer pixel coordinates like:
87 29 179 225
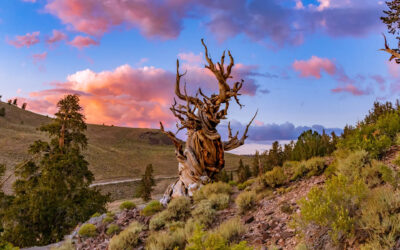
0 101 250 194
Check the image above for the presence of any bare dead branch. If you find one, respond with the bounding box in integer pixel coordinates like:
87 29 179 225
380 33 400 63
223 110 258 151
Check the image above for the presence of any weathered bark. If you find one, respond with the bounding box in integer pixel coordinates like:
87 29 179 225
160 39 256 205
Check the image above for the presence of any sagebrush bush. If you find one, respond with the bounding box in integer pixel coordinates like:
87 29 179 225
149 197 191 231
194 182 232 202
297 174 367 242
235 191 256 214
146 228 186 250
165 196 191 221
228 180 237 186
208 193 230 210
263 167 286 187
290 162 307 181
217 217 246 242
106 224 120 236
78 224 97 238
103 214 114 224
119 201 136 210
149 210 169 230
186 223 251 250
304 157 326 177
141 200 163 216
109 221 143 250
166 221 185 232
237 179 255 191
359 186 400 249
336 150 370 181
191 200 216 226
283 161 300 178
91 212 101 218
394 152 400 167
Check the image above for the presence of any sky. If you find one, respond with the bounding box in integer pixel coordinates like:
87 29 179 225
0 0 399 154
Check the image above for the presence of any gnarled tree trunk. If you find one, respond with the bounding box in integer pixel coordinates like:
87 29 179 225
160 39 256 205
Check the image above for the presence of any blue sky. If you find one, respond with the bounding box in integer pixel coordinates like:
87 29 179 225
0 0 398 153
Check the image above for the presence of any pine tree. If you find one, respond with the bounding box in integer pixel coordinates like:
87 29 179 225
0 107 5 117
21 103 27 110
136 164 155 201
1 95 108 247
252 151 260 177
237 159 251 183
215 169 230 182
12 99 17 106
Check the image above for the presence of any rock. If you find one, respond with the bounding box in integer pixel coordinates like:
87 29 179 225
281 231 294 239
265 210 274 215
244 215 254 224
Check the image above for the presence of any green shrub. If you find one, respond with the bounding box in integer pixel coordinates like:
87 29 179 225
165 196 191 221
228 180 237 186
194 182 232 202
109 221 143 250
103 214 114 224
359 186 400 249
186 223 251 250
119 201 136 210
336 150 370 181
237 179 256 191
78 224 97 238
338 111 400 158
297 174 367 242
208 193 230 210
378 164 398 187
91 212 101 218
395 133 400 146
218 217 246 242
191 200 216 226
166 221 185 232
235 191 256 214
283 161 300 178
263 167 286 187
149 210 169 230
304 157 326 177
106 224 120 236
290 162 308 181
141 200 163 216
394 152 400 166
146 228 186 250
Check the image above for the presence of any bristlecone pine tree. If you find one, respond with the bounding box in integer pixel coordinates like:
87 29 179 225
160 39 256 204
0 94 108 247
381 0 400 63
136 164 156 201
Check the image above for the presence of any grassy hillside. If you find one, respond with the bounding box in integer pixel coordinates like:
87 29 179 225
0 101 250 193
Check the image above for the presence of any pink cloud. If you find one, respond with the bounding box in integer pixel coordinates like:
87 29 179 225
8 31 40 48
45 0 185 38
46 30 67 45
293 56 336 79
69 36 98 49
32 52 48 63
331 84 370 96
178 52 203 65
22 59 262 127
